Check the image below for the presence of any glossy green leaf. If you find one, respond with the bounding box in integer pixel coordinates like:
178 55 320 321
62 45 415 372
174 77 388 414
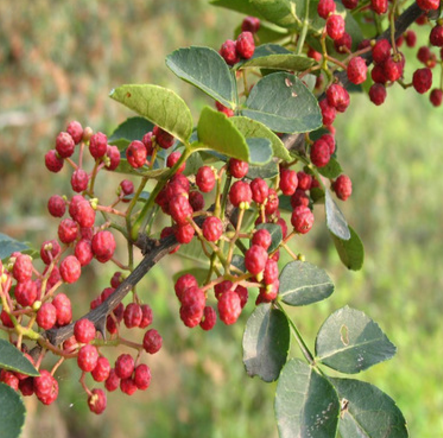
256 223 282 253
325 189 351 240
251 0 299 28
210 0 263 18
109 84 193 144
331 378 408 438
0 234 30 261
243 72 322 134
0 340 39 376
183 150 205 176
166 46 236 109
0 383 26 438
279 260 334 306
315 306 397 374
238 44 314 72
277 195 292 212
330 226 364 271
242 303 290 382
108 116 154 150
317 157 342 179
231 115 291 161
197 107 250 161
247 138 273 164
247 160 279 179
275 359 340 438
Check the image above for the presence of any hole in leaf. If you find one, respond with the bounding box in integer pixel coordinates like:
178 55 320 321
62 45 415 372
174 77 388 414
340 324 349 346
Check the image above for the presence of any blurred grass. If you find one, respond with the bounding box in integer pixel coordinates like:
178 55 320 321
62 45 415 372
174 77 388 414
1 1 443 437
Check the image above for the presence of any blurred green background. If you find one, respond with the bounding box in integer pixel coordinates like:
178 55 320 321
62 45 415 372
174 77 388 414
1 1 442 437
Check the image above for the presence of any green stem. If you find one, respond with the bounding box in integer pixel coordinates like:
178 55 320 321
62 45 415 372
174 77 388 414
296 0 311 55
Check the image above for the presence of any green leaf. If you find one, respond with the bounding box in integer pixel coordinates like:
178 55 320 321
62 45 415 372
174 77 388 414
315 306 397 374
256 223 282 253
197 107 250 161
183 151 205 176
277 195 292 212
231 254 246 273
109 84 193 144
210 0 264 18
238 44 315 72
123 191 151 203
330 226 364 271
242 303 290 382
278 260 334 306
231 115 292 161
244 23 288 44
247 138 273 164
108 116 154 150
247 160 279 179
275 359 340 438
325 189 351 240
243 72 322 134
0 383 26 438
251 0 299 28
0 234 30 261
166 46 236 109
331 378 408 438
0 340 39 376
317 157 343 179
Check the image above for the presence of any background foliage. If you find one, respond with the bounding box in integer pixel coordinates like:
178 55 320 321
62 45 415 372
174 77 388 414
0 0 442 436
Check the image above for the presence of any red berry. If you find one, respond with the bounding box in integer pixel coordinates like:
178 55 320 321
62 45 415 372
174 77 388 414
127 140 147 168
55 132 76 158
250 178 269 204
264 258 279 285
45 149 64 173
0 310 14 328
342 0 358 8
36 303 57 330
48 195 66 217
319 99 337 126
200 306 217 330
74 239 93 266
430 25 443 47
89 132 108 159
369 83 387 105
417 46 433 65
60 255 81 284
220 39 240 65
143 329 163 354
189 190 205 211
115 354 135 379
277 217 288 239
382 55 404 82
317 0 336 19
297 172 312 191
218 290 242 325
169 195 193 225
334 33 352 54
215 101 235 117
279 169 298 195
142 132 154 155
67 121 83 144
235 285 249 308
52 293 72 326
175 223 195 244
214 280 233 300
120 377 138 395
105 145 121 170
405 30 417 48
416 0 440 10
15 280 38 307
236 31 255 59
134 364 151 390
241 16 260 33
110 272 123 288
74 318 96 343
291 206 314 234
105 369 120 392
326 14 345 41
91 230 116 263
196 166 216 192
372 39 391 64
153 126 175 149
430 88 443 106
12 254 33 283
333 174 352 200
91 357 111 382
70 168 89 192
139 304 153 328
70 197 96 228
19 378 34 397
252 228 272 250
33 370 58 405
88 388 107 414
229 159 249 178
371 64 388 84
259 280 280 302
371 0 388 14
40 239 61 265
310 139 331 167
347 56 367 84
321 134 336 154
0 370 19 391
175 274 198 301
326 84 350 112
412 68 432 94
167 151 186 173
264 188 279 215
229 181 252 208
124 303 142 328
202 216 223 242
58 218 79 244
245 244 268 275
